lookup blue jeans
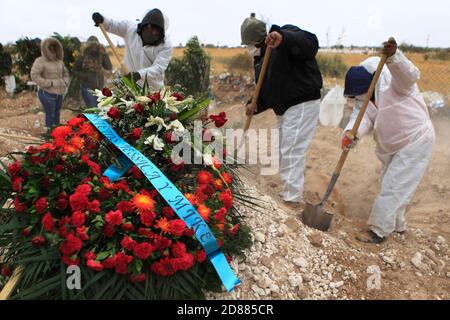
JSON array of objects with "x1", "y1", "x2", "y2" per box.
[
  {"x1": 38, "y1": 89, "x2": 63, "y2": 128},
  {"x1": 81, "y1": 85, "x2": 98, "y2": 108}
]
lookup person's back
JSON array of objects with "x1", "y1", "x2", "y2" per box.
[{"x1": 373, "y1": 51, "x2": 433, "y2": 155}]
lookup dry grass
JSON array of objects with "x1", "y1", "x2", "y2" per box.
[{"x1": 107, "y1": 47, "x2": 450, "y2": 97}]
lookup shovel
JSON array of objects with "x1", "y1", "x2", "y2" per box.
[
  {"x1": 98, "y1": 23, "x2": 128, "y2": 75},
  {"x1": 301, "y1": 54, "x2": 388, "y2": 232}
]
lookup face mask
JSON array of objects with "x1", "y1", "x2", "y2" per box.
[
  {"x1": 141, "y1": 30, "x2": 162, "y2": 46},
  {"x1": 247, "y1": 45, "x2": 261, "y2": 57}
]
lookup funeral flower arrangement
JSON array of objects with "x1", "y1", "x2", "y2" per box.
[{"x1": 0, "y1": 78, "x2": 255, "y2": 300}]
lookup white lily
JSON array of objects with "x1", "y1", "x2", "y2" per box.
[
  {"x1": 145, "y1": 116, "x2": 167, "y2": 132},
  {"x1": 167, "y1": 120, "x2": 186, "y2": 133},
  {"x1": 137, "y1": 96, "x2": 152, "y2": 103},
  {"x1": 120, "y1": 98, "x2": 135, "y2": 109},
  {"x1": 164, "y1": 96, "x2": 181, "y2": 113},
  {"x1": 144, "y1": 135, "x2": 165, "y2": 151}
]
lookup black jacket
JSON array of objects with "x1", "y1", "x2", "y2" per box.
[{"x1": 253, "y1": 24, "x2": 323, "y2": 116}]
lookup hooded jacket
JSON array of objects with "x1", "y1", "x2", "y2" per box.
[
  {"x1": 72, "y1": 40, "x2": 112, "y2": 90},
  {"x1": 31, "y1": 38, "x2": 69, "y2": 95},
  {"x1": 253, "y1": 24, "x2": 323, "y2": 116},
  {"x1": 103, "y1": 9, "x2": 173, "y2": 90}
]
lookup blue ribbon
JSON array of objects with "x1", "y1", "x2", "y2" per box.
[{"x1": 83, "y1": 113, "x2": 240, "y2": 292}]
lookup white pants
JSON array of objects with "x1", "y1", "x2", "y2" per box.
[
  {"x1": 369, "y1": 128, "x2": 435, "y2": 238},
  {"x1": 276, "y1": 100, "x2": 320, "y2": 202}
]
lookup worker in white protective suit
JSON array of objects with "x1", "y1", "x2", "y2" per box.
[
  {"x1": 91, "y1": 9, "x2": 173, "y2": 90},
  {"x1": 342, "y1": 38, "x2": 435, "y2": 244}
]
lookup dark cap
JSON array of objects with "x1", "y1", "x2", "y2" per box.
[{"x1": 344, "y1": 66, "x2": 374, "y2": 97}]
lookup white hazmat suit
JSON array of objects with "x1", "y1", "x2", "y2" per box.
[
  {"x1": 103, "y1": 10, "x2": 173, "y2": 90},
  {"x1": 345, "y1": 51, "x2": 435, "y2": 238}
]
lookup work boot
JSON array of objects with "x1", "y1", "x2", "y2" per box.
[{"x1": 356, "y1": 230, "x2": 386, "y2": 244}]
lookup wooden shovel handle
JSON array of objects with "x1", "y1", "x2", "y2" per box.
[
  {"x1": 333, "y1": 54, "x2": 388, "y2": 176},
  {"x1": 98, "y1": 23, "x2": 127, "y2": 74},
  {"x1": 244, "y1": 46, "x2": 273, "y2": 132}
]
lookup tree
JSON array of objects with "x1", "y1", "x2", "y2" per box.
[
  {"x1": 165, "y1": 37, "x2": 211, "y2": 98},
  {"x1": 13, "y1": 37, "x2": 41, "y2": 79}
]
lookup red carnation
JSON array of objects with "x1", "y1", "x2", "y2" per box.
[
  {"x1": 209, "y1": 112, "x2": 228, "y2": 128},
  {"x1": 107, "y1": 107, "x2": 121, "y2": 119},
  {"x1": 89, "y1": 200, "x2": 101, "y2": 213},
  {"x1": 42, "y1": 213, "x2": 55, "y2": 232},
  {"x1": 130, "y1": 273, "x2": 147, "y2": 284},
  {"x1": 105, "y1": 210, "x2": 123, "y2": 226},
  {"x1": 76, "y1": 226, "x2": 89, "y2": 241},
  {"x1": 170, "y1": 220, "x2": 187, "y2": 237},
  {"x1": 12, "y1": 177, "x2": 23, "y2": 193},
  {"x1": 149, "y1": 92, "x2": 161, "y2": 102},
  {"x1": 62, "y1": 255, "x2": 80, "y2": 266},
  {"x1": 172, "y1": 253, "x2": 195, "y2": 271},
  {"x1": 98, "y1": 189, "x2": 111, "y2": 201},
  {"x1": 222, "y1": 172, "x2": 233, "y2": 185},
  {"x1": 71, "y1": 211, "x2": 86, "y2": 228},
  {"x1": 121, "y1": 223, "x2": 134, "y2": 232},
  {"x1": 133, "y1": 103, "x2": 145, "y2": 114},
  {"x1": 76, "y1": 184, "x2": 92, "y2": 195},
  {"x1": 102, "y1": 87, "x2": 112, "y2": 97},
  {"x1": 140, "y1": 210, "x2": 156, "y2": 227},
  {"x1": 117, "y1": 201, "x2": 134, "y2": 214},
  {"x1": 14, "y1": 197, "x2": 27, "y2": 213},
  {"x1": 60, "y1": 234, "x2": 83, "y2": 256},
  {"x1": 103, "y1": 224, "x2": 116, "y2": 238},
  {"x1": 130, "y1": 128, "x2": 143, "y2": 140},
  {"x1": 229, "y1": 224, "x2": 240, "y2": 235},
  {"x1": 87, "y1": 259, "x2": 104, "y2": 272},
  {"x1": 214, "y1": 208, "x2": 227, "y2": 222},
  {"x1": 150, "y1": 258, "x2": 177, "y2": 277},
  {"x1": 8, "y1": 161, "x2": 21, "y2": 177},
  {"x1": 68, "y1": 117, "x2": 85, "y2": 127},
  {"x1": 70, "y1": 193, "x2": 89, "y2": 212},
  {"x1": 116, "y1": 252, "x2": 133, "y2": 265},
  {"x1": 102, "y1": 256, "x2": 117, "y2": 270},
  {"x1": 84, "y1": 251, "x2": 97, "y2": 261},
  {"x1": 170, "y1": 242, "x2": 187, "y2": 258},
  {"x1": 133, "y1": 242, "x2": 154, "y2": 260},
  {"x1": 197, "y1": 170, "x2": 213, "y2": 185},
  {"x1": 184, "y1": 228, "x2": 195, "y2": 238},
  {"x1": 195, "y1": 250, "x2": 207, "y2": 263},
  {"x1": 162, "y1": 207, "x2": 175, "y2": 219},
  {"x1": 164, "y1": 131, "x2": 176, "y2": 144},
  {"x1": 115, "y1": 264, "x2": 129, "y2": 275},
  {"x1": 35, "y1": 197, "x2": 48, "y2": 215},
  {"x1": 51, "y1": 126, "x2": 73, "y2": 140},
  {"x1": 23, "y1": 227, "x2": 31, "y2": 237},
  {"x1": 121, "y1": 236, "x2": 137, "y2": 251},
  {"x1": 32, "y1": 235, "x2": 46, "y2": 247},
  {"x1": 220, "y1": 189, "x2": 233, "y2": 209}
]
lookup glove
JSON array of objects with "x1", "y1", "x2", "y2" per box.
[
  {"x1": 382, "y1": 37, "x2": 397, "y2": 57},
  {"x1": 126, "y1": 72, "x2": 141, "y2": 83},
  {"x1": 342, "y1": 131, "x2": 359, "y2": 150},
  {"x1": 92, "y1": 12, "x2": 104, "y2": 26}
]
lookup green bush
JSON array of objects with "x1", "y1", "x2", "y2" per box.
[
  {"x1": 227, "y1": 52, "x2": 253, "y2": 73},
  {"x1": 166, "y1": 36, "x2": 211, "y2": 98},
  {"x1": 13, "y1": 37, "x2": 41, "y2": 79},
  {"x1": 316, "y1": 54, "x2": 348, "y2": 78}
]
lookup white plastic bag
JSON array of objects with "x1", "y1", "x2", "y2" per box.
[
  {"x1": 319, "y1": 86, "x2": 346, "y2": 127},
  {"x1": 4, "y1": 75, "x2": 16, "y2": 94}
]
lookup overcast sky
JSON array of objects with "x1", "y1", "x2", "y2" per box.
[{"x1": 1, "y1": 0, "x2": 449, "y2": 47}]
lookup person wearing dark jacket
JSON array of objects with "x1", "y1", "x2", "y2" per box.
[
  {"x1": 241, "y1": 14, "x2": 323, "y2": 203},
  {"x1": 72, "y1": 36, "x2": 112, "y2": 108}
]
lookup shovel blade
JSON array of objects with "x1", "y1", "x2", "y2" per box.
[{"x1": 301, "y1": 203, "x2": 334, "y2": 232}]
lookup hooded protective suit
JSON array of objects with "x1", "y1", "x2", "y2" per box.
[
  {"x1": 345, "y1": 51, "x2": 435, "y2": 238},
  {"x1": 103, "y1": 9, "x2": 173, "y2": 90}
]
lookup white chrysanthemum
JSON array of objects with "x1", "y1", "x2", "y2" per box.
[{"x1": 145, "y1": 116, "x2": 167, "y2": 132}]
